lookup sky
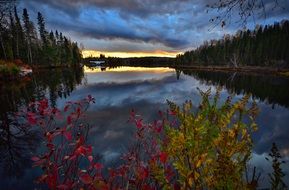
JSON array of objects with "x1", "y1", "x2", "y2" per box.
[{"x1": 20, "y1": 0, "x2": 289, "y2": 58}]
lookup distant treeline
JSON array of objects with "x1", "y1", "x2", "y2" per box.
[
  {"x1": 0, "y1": 5, "x2": 82, "y2": 67},
  {"x1": 176, "y1": 20, "x2": 289, "y2": 67},
  {"x1": 84, "y1": 56, "x2": 175, "y2": 67}
]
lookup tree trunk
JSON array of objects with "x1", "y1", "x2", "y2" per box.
[
  {"x1": 16, "y1": 32, "x2": 19, "y2": 58},
  {"x1": 0, "y1": 33, "x2": 7, "y2": 59},
  {"x1": 230, "y1": 53, "x2": 239, "y2": 68},
  {"x1": 27, "y1": 40, "x2": 32, "y2": 64}
]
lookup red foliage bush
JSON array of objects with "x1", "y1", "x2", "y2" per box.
[{"x1": 21, "y1": 95, "x2": 180, "y2": 189}]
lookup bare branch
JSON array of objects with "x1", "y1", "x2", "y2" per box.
[{"x1": 207, "y1": 0, "x2": 283, "y2": 27}]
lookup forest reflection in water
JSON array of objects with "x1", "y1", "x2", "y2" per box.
[
  {"x1": 181, "y1": 69, "x2": 289, "y2": 108},
  {"x1": 0, "y1": 67, "x2": 84, "y2": 187}
]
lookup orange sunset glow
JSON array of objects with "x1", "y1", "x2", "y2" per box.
[
  {"x1": 82, "y1": 50, "x2": 181, "y2": 58},
  {"x1": 84, "y1": 66, "x2": 174, "y2": 73}
]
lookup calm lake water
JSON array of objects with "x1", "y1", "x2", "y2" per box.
[{"x1": 0, "y1": 66, "x2": 289, "y2": 189}]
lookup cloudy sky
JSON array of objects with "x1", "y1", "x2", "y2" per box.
[{"x1": 20, "y1": 0, "x2": 289, "y2": 57}]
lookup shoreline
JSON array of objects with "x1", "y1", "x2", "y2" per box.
[
  {"x1": 172, "y1": 65, "x2": 289, "y2": 77},
  {"x1": 31, "y1": 64, "x2": 83, "y2": 70},
  {"x1": 98, "y1": 63, "x2": 289, "y2": 77},
  {"x1": 2, "y1": 63, "x2": 289, "y2": 80}
]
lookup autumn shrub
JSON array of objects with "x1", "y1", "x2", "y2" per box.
[
  {"x1": 25, "y1": 89, "x2": 260, "y2": 189},
  {"x1": 0, "y1": 60, "x2": 20, "y2": 77},
  {"x1": 125, "y1": 88, "x2": 259, "y2": 189}
]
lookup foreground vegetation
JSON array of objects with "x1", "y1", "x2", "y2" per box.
[
  {"x1": 0, "y1": 59, "x2": 20, "y2": 78},
  {"x1": 176, "y1": 20, "x2": 289, "y2": 68},
  {"x1": 13, "y1": 89, "x2": 286, "y2": 189},
  {"x1": 0, "y1": 4, "x2": 82, "y2": 67}
]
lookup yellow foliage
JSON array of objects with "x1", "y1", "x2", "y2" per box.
[{"x1": 160, "y1": 88, "x2": 259, "y2": 189}]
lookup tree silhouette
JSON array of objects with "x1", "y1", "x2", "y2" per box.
[{"x1": 208, "y1": 0, "x2": 283, "y2": 26}]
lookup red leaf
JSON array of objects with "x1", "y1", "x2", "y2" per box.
[
  {"x1": 27, "y1": 112, "x2": 37, "y2": 125},
  {"x1": 86, "y1": 145, "x2": 93, "y2": 155},
  {"x1": 142, "y1": 184, "x2": 153, "y2": 190},
  {"x1": 64, "y1": 131, "x2": 72, "y2": 141},
  {"x1": 37, "y1": 174, "x2": 48, "y2": 183},
  {"x1": 47, "y1": 143, "x2": 55, "y2": 149},
  {"x1": 165, "y1": 166, "x2": 175, "y2": 181},
  {"x1": 138, "y1": 166, "x2": 149, "y2": 180},
  {"x1": 159, "y1": 152, "x2": 168, "y2": 164},
  {"x1": 39, "y1": 98, "x2": 48, "y2": 109},
  {"x1": 68, "y1": 155, "x2": 77, "y2": 161},
  {"x1": 88, "y1": 155, "x2": 93, "y2": 162},
  {"x1": 76, "y1": 107, "x2": 81, "y2": 115},
  {"x1": 94, "y1": 163, "x2": 103, "y2": 170},
  {"x1": 79, "y1": 173, "x2": 92, "y2": 184},
  {"x1": 75, "y1": 146, "x2": 86, "y2": 156},
  {"x1": 31, "y1": 156, "x2": 40, "y2": 162},
  {"x1": 136, "y1": 119, "x2": 143, "y2": 129},
  {"x1": 57, "y1": 184, "x2": 69, "y2": 190},
  {"x1": 109, "y1": 169, "x2": 116, "y2": 178},
  {"x1": 155, "y1": 126, "x2": 162, "y2": 133},
  {"x1": 76, "y1": 136, "x2": 85, "y2": 147},
  {"x1": 32, "y1": 158, "x2": 46, "y2": 167},
  {"x1": 64, "y1": 105, "x2": 70, "y2": 112},
  {"x1": 67, "y1": 115, "x2": 72, "y2": 125},
  {"x1": 174, "y1": 183, "x2": 181, "y2": 190},
  {"x1": 47, "y1": 174, "x2": 57, "y2": 189},
  {"x1": 169, "y1": 110, "x2": 177, "y2": 115},
  {"x1": 46, "y1": 132, "x2": 56, "y2": 142}
]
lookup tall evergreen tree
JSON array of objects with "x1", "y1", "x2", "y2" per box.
[
  {"x1": 0, "y1": 1, "x2": 15, "y2": 60},
  {"x1": 22, "y1": 8, "x2": 33, "y2": 64},
  {"x1": 13, "y1": 6, "x2": 24, "y2": 59},
  {"x1": 37, "y1": 12, "x2": 47, "y2": 46},
  {"x1": 9, "y1": 11, "x2": 16, "y2": 59}
]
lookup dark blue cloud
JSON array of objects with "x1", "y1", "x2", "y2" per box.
[{"x1": 19, "y1": 0, "x2": 289, "y2": 52}]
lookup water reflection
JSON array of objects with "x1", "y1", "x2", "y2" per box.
[
  {"x1": 181, "y1": 70, "x2": 289, "y2": 108},
  {"x1": 0, "y1": 68, "x2": 84, "y2": 114},
  {"x1": 0, "y1": 67, "x2": 84, "y2": 185},
  {"x1": 0, "y1": 117, "x2": 41, "y2": 178},
  {"x1": 0, "y1": 66, "x2": 288, "y2": 189},
  {"x1": 84, "y1": 66, "x2": 173, "y2": 73}
]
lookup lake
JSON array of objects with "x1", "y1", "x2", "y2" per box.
[{"x1": 0, "y1": 66, "x2": 289, "y2": 189}]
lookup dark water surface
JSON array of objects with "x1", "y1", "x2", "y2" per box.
[{"x1": 0, "y1": 66, "x2": 289, "y2": 189}]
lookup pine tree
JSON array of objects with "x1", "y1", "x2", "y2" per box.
[
  {"x1": 22, "y1": 8, "x2": 33, "y2": 64},
  {"x1": 0, "y1": 1, "x2": 15, "y2": 60},
  {"x1": 13, "y1": 6, "x2": 24, "y2": 59},
  {"x1": 9, "y1": 11, "x2": 16, "y2": 59},
  {"x1": 37, "y1": 12, "x2": 47, "y2": 46}
]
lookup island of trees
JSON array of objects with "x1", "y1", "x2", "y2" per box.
[
  {"x1": 84, "y1": 55, "x2": 175, "y2": 67},
  {"x1": 0, "y1": 5, "x2": 82, "y2": 79},
  {"x1": 176, "y1": 20, "x2": 289, "y2": 68}
]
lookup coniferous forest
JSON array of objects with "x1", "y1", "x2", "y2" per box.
[
  {"x1": 0, "y1": 6, "x2": 82, "y2": 67},
  {"x1": 176, "y1": 20, "x2": 289, "y2": 67}
]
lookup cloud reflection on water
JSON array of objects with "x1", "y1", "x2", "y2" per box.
[{"x1": 57, "y1": 66, "x2": 289, "y2": 186}]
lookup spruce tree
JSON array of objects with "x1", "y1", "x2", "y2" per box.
[
  {"x1": 37, "y1": 12, "x2": 47, "y2": 46},
  {"x1": 22, "y1": 8, "x2": 33, "y2": 64}
]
